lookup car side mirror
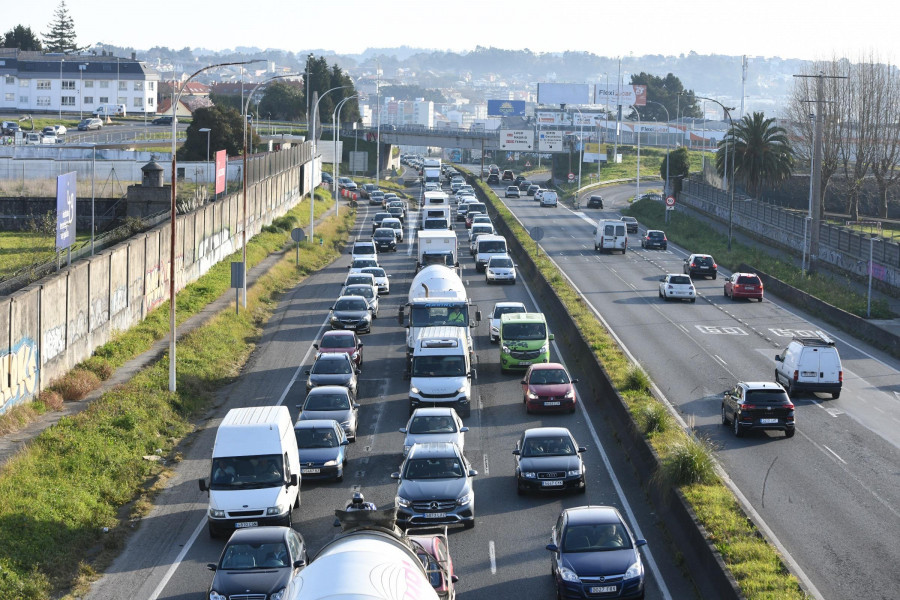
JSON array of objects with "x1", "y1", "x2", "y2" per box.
[
  {"x1": 683, "y1": 258, "x2": 689, "y2": 263},
  {"x1": 512, "y1": 449, "x2": 520, "y2": 455},
  {"x1": 520, "y1": 379, "x2": 527, "y2": 384},
  {"x1": 636, "y1": 539, "x2": 648, "y2": 548},
  {"x1": 460, "y1": 426, "x2": 469, "y2": 432},
  {"x1": 352, "y1": 402, "x2": 360, "y2": 409},
  {"x1": 313, "y1": 343, "x2": 319, "y2": 350},
  {"x1": 545, "y1": 543, "x2": 559, "y2": 553},
  {"x1": 289, "y1": 474, "x2": 299, "y2": 487},
  {"x1": 358, "y1": 342, "x2": 364, "y2": 348},
  {"x1": 775, "y1": 354, "x2": 782, "y2": 361},
  {"x1": 548, "y1": 333, "x2": 555, "y2": 341},
  {"x1": 475, "y1": 310, "x2": 482, "y2": 322},
  {"x1": 659, "y1": 276, "x2": 666, "y2": 282},
  {"x1": 571, "y1": 378, "x2": 579, "y2": 384},
  {"x1": 399, "y1": 428, "x2": 407, "y2": 434},
  {"x1": 387, "y1": 274, "x2": 392, "y2": 278},
  {"x1": 341, "y1": 439, "x2": 350, "y2": 446},
  {"x1": 293, "y1": 559, "x2": 307, "y2": 568},
  {"x1": 390, "y1": 472, "x2": 401, "y2": 480},
  {"x1": 304, "y1": 370, "x2": 310, "y2": 375},
  {"x1": 198, "y1": 478, "x2": 208, "y2": 492},
  {"x1": 469, "y1": 369, "x2": 477, "y2": 380},
  {"x1": 578, "y1": 446, "x2": 587, "y2": 453},
  {"x1": 207, "y1": 563, "x2": 217, "y2": 571},
  {"x1": 451, "y1": 575, "x2": 459, "y2": 583},
  {"x1": 468, "y1": 469, "x2": 478, "y2": 477},
  {"x1": 355, "y1": 368, "x2": 361, "y2": 375}
]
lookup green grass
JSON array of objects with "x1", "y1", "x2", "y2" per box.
[
  {"x1": 624, "y1": 199, "x2": 893, "y2": 319},
  {"x1": 472, "y1": 173, "x2": 807, "y2": 600},
  {"x1": 0, "y1": 232, "x2": 93, "y2": 279},
  {"x1": 0, "y1": 191, "x2": 355, "y2": 600}
]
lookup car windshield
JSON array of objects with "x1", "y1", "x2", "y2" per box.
[
  {"x1": 622, "y1": 217, "x2": 637, "y2": 223},
  {"x1": 669, "y1": 276, "x2": 692, "y2": 285},
  {"x1": 312, "y1": 358, "x2": 352, "y2": 375},
  {"x1": 352, "y1": 260, "x2": 377, "y2": 269},
  {"x1": 345, "y1": 286, "x2": 374, "y2": 299},
  {"x1": 529, "y1": 369, "x2": 570, "y2": 385},
  {"x1": 354, "y1": 245, "x2": 375, "y2": 254},
  {"x1": 503, "y1": 322, "x2": 546, "y2": 340},
  {"x1": 304, "y1": 391, "x2": 351, "y2": 410},
  {"x1": 404, "y1": 457, "x2": 464, "y2": 479},
  {"x1": 478, "y1": 241, "x2": 507, "y2": 254},
  {"x1": 563, "y1": 524, "x2": 632, "y2": 552},
  {"x1": 494, "y1": 305, "x2": 525, "y2": 319},
  {"x1": 220, "y1": 541, "x2": 290, "y2": 569},
  {"x1": 745, "y1": 390, "x2": 789, "y2": 403},
  {"x1": 374, "y1": 230, "x2": 394, "y2": 239},
  {"x1": 490, "y1": 258, "x2": 513, "y2": 268},
  {"x1": 209, "y1": 454, "x2": 283, "y2": 490},
  {"x1": 522, "y1": 436, "x2": 575, "y2": 457},
  {"x1": 411, "y1": 355, "x2": 466, "y2": 377},
  {"x1": 346, "y1": 275, "x2": 373, "y2": 286},
  {"x1": 334, "y1": 298, "x2": 368, "y2": 311},
  {"x1": 410, "y1": 306, "x2": 469, "y2": 327},
  {"x1": 296, "y1": 427, "x2": 340, "y2": 448},
  {"x1": 409, "y1": 415, "x2": 457, "y2": 434},
  {"x1": 320, "y1": 334, "x2": 354, "y2": 349},
  {"x1": 362, "y1": 268, "x2": 385, "y2": 278}
]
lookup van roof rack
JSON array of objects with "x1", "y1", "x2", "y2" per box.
[{"x1": 792, "y1": 335, "x2": 834, "y2": 346}]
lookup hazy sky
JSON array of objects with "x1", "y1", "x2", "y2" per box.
[{"x1": 6, "y1": 0, "x2": 898, "y2": 62}]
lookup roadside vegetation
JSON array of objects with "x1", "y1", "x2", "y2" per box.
[{"x1": 473, "y1": 175, "x2": 807, "y2": 600}]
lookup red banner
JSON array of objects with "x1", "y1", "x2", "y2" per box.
[{"x1": 215, "y1": 150, "x2": 227, "y2": 195}]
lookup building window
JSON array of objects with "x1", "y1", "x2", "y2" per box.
[
  {"x1": 99, "y1": 80, "x2": 109, "y2": 88},
  {"x1": 99, "y1": 96, "x2": 109, "y2": 104},
  {"x1": 4, "y1": 93, "x2": 13, "y2": 102},
  {"x1": 62, "y1": 80, "x2": 75, "y2": 90},
  {"x1": 148, "y1": 81, "x2": 155, "y2": 91},
  {"x1": 37, "y1": 80, "x2": 51, "y2": 90},
  {"x1": 133, "y1": 81, "x2": 143, "y2": 91},
  {"x1": 37, "y1": 96, "x2": 51, "y2": 106},
  {"x1": 118, "y1": 81, "x2": 127, "y2": 91},
  {"x1": 5, "y1": 76, "x2": 14, "y2": 84},
  {"x1": 147, "y1": 96, "x2": 154, "y2": 107},
  {"x1": 117, "y1": 96, "x2": 126, "y2": 105},
  {"x1": 84, "y1": 96, "x2": 93, "y2": 105},
  {"x1": 84, "y1": 80, "x2": 93, "y2": 88},
  {"x1": 134, "y1": 97, "x2": 143, "y2": 108},
  {"x1": 19, "y1": 95, "x2": 28, "y2": 103},
  {"x1": 61, "y1": 96, "x2": 75, "y2": 106},
  {"x1": 19, "y1": 79, "x2": 29, "y2": 87}
]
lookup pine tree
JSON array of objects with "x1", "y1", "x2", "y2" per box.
[
  {"x1": 43, "y1": 1, "x2": 81, "y2": 53},
  {"x1": 3, "y1": 25, "x2": 44, "y2": 51}
]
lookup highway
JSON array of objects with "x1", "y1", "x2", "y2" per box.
[
  {"x1": 85, "y1": 183, "x2": 700, "y2": 600},
  {"x1": 488, "y1": 181, "x2": 900, "y2": 600}
]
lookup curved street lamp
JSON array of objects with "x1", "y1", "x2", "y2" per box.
[
  {"x1": 695, "y1": 95, "x2": 736, "y2": 250},
  {"x1": 645, "y1": 100, "x2": 671, "y2": 196},
  {"x1": 309, "y1": 85, "x2": 351, "y2": 240},
  {"x1": 333, "y1": 93, "x2": 360, "y2": 218}
]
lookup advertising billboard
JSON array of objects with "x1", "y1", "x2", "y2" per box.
[
  {"x1": 594, "y1": 84, "x2": 647, "y2": 106},
  {"x1": 487, "y1": 100, "x2": 526, "y2": 117},
  {"x1": 537, "y1": 83, "x2": 591, "y2": 106},
  {"x1": 56, "y1": 171, "x2": 76, "y2": 250},
  {"x1": 537, "y1": 111, "x2": 570, "y2": 125},
  {"x1": 215, "y1": 150, "x2": 227, "y2": 195},
  {"x1": 499, "y1": 129, "x2": 534, "y2": 151},
  {"x1": 539, "y1": 130, "x2": 564, "y2": 152}
]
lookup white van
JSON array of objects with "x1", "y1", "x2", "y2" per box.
[
  {"x1": 92, "y1": 103, "x2": 126, "y2": 117},
  {"x1": 199, "y1": 406, "x2": 301, "y2": 537},
  {"x1": 407, "y1": 326, "x2": 476, "y2": 417},
  {"x1": 423, "y1": 190, "x2": 449, "y2": 208},
  {"x1": 593, "y1": 220, "x2": 628, "y2": 253},
  {"x1": 474, "y1": 234, "x2": 508, "y2": 272},
  {"x1": 775, "y1": 336, "x2": 842, "y2": 399}
]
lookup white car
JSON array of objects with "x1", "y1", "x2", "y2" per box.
[
  {"x1": 485, "y1": 254, "x2": 517, "y2": 284},
  {"x1": 360, "y1": 267, "x2": 390, "y2": 295},
  {"x1": 399, "y1": 407, "x2": 468, "y2": 456},
  {"x1": 505, "y1": 186, "x2": 521, "y2": 198},
  {"x1": 489, "y1": 301, "x2": 526, "y2": 343},
  {"x1": 658, "y1": 274, "x2": 696, "y2": 302},
  {"x1": 348, "y1": 257, "x2": 379, "y2": 274},
  {"x1": 471, "y1": 215, "x2": 492, "y2": 227},
  {"x1": 540, "y1": 191, "x2": 559, "y2": 207},
  {"x1": 534, "y1": 188, "x2": 545, "y2": 201}
]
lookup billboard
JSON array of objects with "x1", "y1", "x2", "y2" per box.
[
  {"x1": 487, "y1": 100, "x2": 526, "y2": 117},
  {"x1": 56, "y1": 171, "x2": 76, "y2": 250},
  {"x1": 537, "y1": 83, "x2": 591, "y2": 105},
  {"x1": 537, "y1": 111, "x2": 570, "y2": 125},
  {"x1": 499, "y1": 129, "x2": 534, "y2": 151},
  {"x1": 594, "y1": 84, "x2": 647, "y2": 106},
  {"x1": 539, "y1": 130, "x2": 564, "y2": 152},
  {"x1": 215, "y1": 150, "x2": 227, "y2": 195}
]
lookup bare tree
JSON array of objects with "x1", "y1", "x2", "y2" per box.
[
  {"x1": 840, "y1": 54, "x2": 880, "y2": 221},
  {"x1": 869, "y1": 60, "x2": 900, "y2": 219}
]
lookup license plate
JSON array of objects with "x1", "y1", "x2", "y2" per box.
[
  {"x1": 301, "y1": 468, "x2": 321, "y2": 474},
  {"x1": 801, "y1": 371, "x2": 816, "y2": 377},
  {"x1": 590, "y1": 586, "x2": 617, "y2": 594},
  {"x1": 760, "y1": 418, "x2": 779, "y2": 424},
  {"x1": 541, "y1": 480, "x2": 563, "y2": 487},
  {"x1": 425, "y1": 512, "x2": 446, "y2": 518},
  {"x1": 518, "y1": 361, "x2": 532, "y2": 366},
  {"x1": 235, "y1": 521, "x2": 258, "y2": 528},
  {"x1": 544, "y1": 401, "x2": 561, "y2": 406}
]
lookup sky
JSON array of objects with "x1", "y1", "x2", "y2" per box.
[{"x1": 6, "y1": 0, "x2": 899, "y2": 62}]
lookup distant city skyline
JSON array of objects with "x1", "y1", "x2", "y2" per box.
[{"x1": 6, "y1": 0, "x2": 898, "y2": 63}]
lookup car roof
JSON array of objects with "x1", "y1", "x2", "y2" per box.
[
  {"x1": 524, "y1": 426, "x2": 573, "y2": 438},
  {"x1": 493, "y1": 301, "x2": 526, "y2": 310},
  {"x1": 410, "y1": 407, "x2": 457, "y2": 417},
  {"x1": 314, "y1": 352, "x2": 353, "y2": 362},
  {"x1": 562, "y1": 505, "x2": 622, "y2": 526},
  {"x1": 321, "y1": 330, "x2": 355, "y2": 339},
  {"x1": 335, "y1": 294, "x2": 369, "y2": 302},
  {"x1": 528, "y1": 362, "x2": 566, "y2": 372},
  {"x1": 294, "y1": 418, "x2": 341, "y2": 429},
  {"x1": 691, "y1": 253, "x2": 713, "y2": 258},
  {"x1": 225, "y1": 526, "x2": 294, "y2": 544},
  {"x1": 738, "y1": 381, "x2": 787, "y2": 391},
  {"x1": 501, "y1": 312, "x2": 546, "y2": 323},
  {"x1": 487, "y1": 254, "x2": 512, "y2": 262},
  {"x1": 307, "y1": 385, "x2": 351, "y2": 394},
  {"x1": 407, "y1": 441, "x2": 461, "y2": 458}
]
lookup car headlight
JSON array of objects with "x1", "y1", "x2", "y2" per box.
[
  {"x1": 521, "y1": 471, "x2": 536, "y2": 479},
  {"x1": 527, "y1": 391, "x2": 538, "y2": 400},
  {"x1": 410, "y1": 386, "x2": 420, "y2": 395},
  {"x1": 270, "y1": 588, "x2": 287, "y2": 600},
  {"x1": 457, "y1": 385, "x2": 467, "y2": 394},
  {"x1": 501, "y1": 345, "x2": 510, "y2": 353},
  {"x1": 266, "y1": 503, "x2": 287, "y2": 516},
  {"x1": 363, "y1": 314, "x2": 371, "y2": 322},
  {"x1": 307, "y1": 380, "x2": 316, "y2": 389},
  {"x1": 564, "y1": 389, "x2": 575, "y2": 399},
  {"x1": 209, "y1": 508, "x2": 225, "y2": 518},
  {"x1": 403, "y1": 444, "x2": 412, "y2": 455},
  {"x1": 340, "y1": 420, "x2": 351, "y2": 429},
  {"x1": 567, "y1": 468, "x2": 582, "y2": 477},
  {"x1": 456, "y1": 493, "x2": 471, "y2": 506},
  {"x1": 490, "y1": 324, "x2": 499, "y2": 334},
  {"x1": 209, "y1": 591, "x2": 227, "y2": 600},
  {"x1": 539, "y1": 343, "x2": 549, "y2": 354},
  {"x1": 625, "y1": 559, "x2": 643, "y2": 580},
  {"x1": 396, "y1": 495, "x2": 411, "y2": 508},
  {"x1": 558, "y1": 566, "x2": 580, "y2": 583}
]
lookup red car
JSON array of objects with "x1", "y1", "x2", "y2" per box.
[
  {"x1": 521, "y1": 363, "x2": 578, "y2": 414},
  {"x1": 408, "y1": 530, "x2": 457, "y2": 600},
  {"x1": 724, "y1": 272, "x2": 764, "y2": 301},
  {"x1": 314, "y1": 330, "x2": 364, "y2": 366}
]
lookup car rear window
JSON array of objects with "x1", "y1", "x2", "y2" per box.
[
  {"x1": 670, "y1": 275, "x2": 692, "y2": 285},
  {"x1": 695, "y1": 256, "x2": 714, "y2": 265},
  {"x1": 745, "y1": 390, "x2": 789, "y2": 403},
  {"x1": 737, "y1": 275, "x2": 759, "y2": 284},
  {"x1": 648, "y1": 231, "x2": 664, "y2": 239}
]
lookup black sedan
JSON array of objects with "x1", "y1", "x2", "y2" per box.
[
  {"x1": 207, "y1": 526, "x2": 308, "y2": 600},
  {"x1": 547, "y1": 506, "x2": 647, "y2": 599},
  {"x1": 721, "y1": 381, "x2": 795, "y2": 438},
  {"x1": 329, "y1": 295, "x2": 372, "y2": 333},
  {"x1": 294, "y1": 418, "x2": 350, "y2": 481},
  {"x1": 513, "y1": 427, "x2": 586, "y2": 494}
]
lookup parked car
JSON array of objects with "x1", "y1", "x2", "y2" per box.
[
  {"x1": 399, "y1": 407, "x2": 468, "y2": 456},
  {"x1": 724, "y1": 272, "x2": 764, "y2": 301},
  {"x1": 151, "y1": 115, "x2": 175, "y2": 125},
  {"x1": 586, "y1": 194, "x2": 604, "y2": 208},
  {"x1": 547, "y1": 506, "x2": 647, "y2": 599},
  {"x1": 43, "y1": 125, "x2": 66, "y2": 137},
  {"x1": 658, "y1": 274, "x2": 696, "y2": 302},
  {"x1": 641, "y1": 229, "x2": 668, "y2": 250},
  {"x1": 1, "y1": 121, "x2": 20, "y2": 135},
  {"x1": 721, "y1": 381, "x2": 795, "y2": 438},
  {"x1": 485, "y1": 254, "x2": 517, "y2": 285},
  {"x1": 293, "y1": 419, "x2": 350, "y2": 481},
  {"x1": 329, "y1": 295, "x2": 373, "y2": 333},
  {"x1": 77, "y1": 118, "x2": 103, "y2": 131},
  {"x1": 505, "y1": 186, "x2": 521, "y2": 198},
  {"x1": 489, "y1": 301, "x2": 527, "y2": 343},
  {"x1": 206, "y1": 527, "x2": 308, "y2": 600},
  {"x1": 314, "y1": 330, "x2": 363, "y2": 367},
  {"x1": 521, "y1": 363, "x2": 578, "y2": 413},
  {"x1": 298, "y1": 384, "x2": 359, "y2": 441},
  {"x1": 514, "y1": 427, "x2": 586, "y2": 494},
  {"x1": 304, "y1": 354, "x2": 360, "y2": 399},
  {"x1": 683, "y1": 253, "x2": 717, "y2": 279},
  {"x1": 320, "y1": 171, "x2": 334, "y2": 185},
  {"x1": 620, "y1": 216, "x2": 639, "y2": 233}
]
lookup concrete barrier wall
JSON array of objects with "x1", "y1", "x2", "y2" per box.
[{"x1": 0, "y1": 144, "x2": 316, "y2": 414}]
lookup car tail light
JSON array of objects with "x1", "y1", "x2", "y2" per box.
[
  {"x1": 713, "y1": 263, "x2": 718, "y2": 269},
  {"x1": 740, "y1": 403, "x2": 757, "y2": 410},
  {"x1": 839, "y1": 371, "x2": 843, "y2": 382},
  {"x1": 691, "y1": 262, "x2": 697, "y2": 267},
  {"x1": 793, "y1": 370, "x2": 799, "y2": 381},
  {"x1": 785, "y1": 403, "x2": 795, "y2": 410}
]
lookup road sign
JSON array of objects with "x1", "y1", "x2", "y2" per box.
[
  {"x1": 530, "y1": 226, "x2": 545, "y2": 242},
  {"x1": 567, "y1": 173, "x2": 575, "y2": 182},
  {"x1": 525, "y1": 161, "x2": 532, "y2": 168},
  {"x1": 500, "y1": 129, "x2": 534, "y2": 151},
  {"x1": 665, "y1": 195, "x2": 676, "y2": 207},
  {"x1": 539, "y1": 130, "x2": 563, "y2": 152}
]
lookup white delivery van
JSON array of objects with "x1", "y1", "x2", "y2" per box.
[
  {"x1": 775, "y1": 335, "x2": 842, "y2": 398},
  {"x1": 423, "y1": 190, "x2": 449, "y2": 208},
  {"x1": 407, "y1": 326, "x2": 476, "y2": 417},
  {"x1": 199, "y1": 406, "x2": 301, "y2": 537},
  {"x1": 593, "y1": 220, "x2": 628, "y2": 253},
  {"x1": 92, "y1": 103, "x2": 127, "y2": 117},
  {"x1": 474, "y1": 234, "x2": 508, "y2": 272}
]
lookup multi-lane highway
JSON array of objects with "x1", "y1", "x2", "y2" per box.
[
  {"x1": 488, "y1": 181, "x2": 900, "y2": 600},
  {"x1": 85, "y1": 185, "x2": 700, "y2": 599}
]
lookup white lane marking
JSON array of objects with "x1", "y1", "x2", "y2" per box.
[
  {"x1": 147, "y1": 518, "x2": 207, "y2": 600},
  {"x1": 488, "y1": 540, "x2": 497, "y2": 575},
  {"x1": 483, "y1": 454, "x2": 490, "y2": 476},
  {"x1": 696, "y1": 325, "x2": 748, "y2": 336},
  {"x1": 822, "y1": 445, "x2": 847, "y2": 464},
  {"x1": 676, "y1": 324, "x2": 689, "y2": 334},
  {"x1": 714, "y1": 354, "x2": 728, "y2": 367},
  {"x1": 518, "y1": 275, "x2": 673, "y2": 600}
]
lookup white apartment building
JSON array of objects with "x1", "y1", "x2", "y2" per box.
[{"x1": 0, "y1": 49, "x2": 161, "y2": 116}]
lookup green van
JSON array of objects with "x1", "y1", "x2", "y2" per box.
[{"x1": 499, "y1": 312, "x2": 553, "y2": 373}]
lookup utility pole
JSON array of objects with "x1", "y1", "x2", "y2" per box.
[
  {"x1": 740, "y1": 55, "x2": 747, "y2": 119},
  {"x1": 375, "y1": 61, "x2": 381, "y2": 187},
  {"x1": 613, "y1": 57, "x2": 621, "y2": 164}
]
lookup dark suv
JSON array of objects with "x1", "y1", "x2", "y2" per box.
[
  {"x1": 487, "y1": 173, "x2": 500, "y2": 185},
  {"x1": 392, "y1": 442, "x2": 477, "y2": 529},
  {"x1": 586, "y1": 195, "x2": 604, "y2": 208},
  {"x1": 721, "y1": 381, "x2": 795, "y2": 438},
  {"x1": 683, "y1": 254, "x2": 717, "y2": 279}
]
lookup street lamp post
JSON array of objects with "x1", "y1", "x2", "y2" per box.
[
  {"x1": 167, "y1": 59, "x2": 261, "y2": 392},
  {"x1": 199, "y1": 127, "x2": 211, "y2": 198},
  {"x1": 633, "y1": 105, "x2": 641, "y2": 202},
  {"x1": 59, "y1": 58, "x2": 64, "y2": 121},
  {"x1": 79, "y1": 64, "x2": 87, "y2": 120},
  {"x1": 90, "y1": 143, "x2": 96, "y2": 255},
  {"x1": 696, "y1": 95, "x2": 736, "y2": 250},
  {"x1": 310, "y1": 85, "x2": 351, "y2": 241},
  {"x1": 333, "y1": 94, "x2": 360, "y2": 218},
  {"x1": 572, "y1": 107, "x2": 585, "y2": 205},
  {"x1": 645, "y1": 100, "x2": 670, "y2": 196}
]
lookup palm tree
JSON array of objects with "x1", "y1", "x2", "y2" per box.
[{"x1": 717, "y1": 112, "x2": 794, "y2": 198}]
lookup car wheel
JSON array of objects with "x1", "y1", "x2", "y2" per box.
[
  {"x1": 832, "y1": 391, "x2": 841, "y2": 399},
  {"x1": 463, "y1": 519, "x2": 475, "y2": 530},
  {"x1": 578, "y1": 478, "x2": 586, "y2": 493},
  {"x1": 733, "y1": 415, "x2": 744, "y2": 437},
  {"x1": 208, "y1": 524, "x2": 219, "y2": 539},
  {"x1": 785, "y1": 428, "x2": 796, "y2": 438},
  {"x1": 758, "y1": 297, "x2": 764, "y2": 302},
  {"x1": 724, "y1": 287, "x2": 729, "y2": 297},
  {"x1": 690, "y1": 298, "x2": 696, "y2": 303},
  {"x1": 786, "y1": 381, "x2": 797, "y2": 398},
  {"x1": 336, "y1": 471, "x2": 344, "y2": 483},
  {"x1": 721, "y1": 404, "x2": 729, "y2": 425}
]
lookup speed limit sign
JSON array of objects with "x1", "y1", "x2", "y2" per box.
[
  {"x1": 665, "y1": 195, "x2": 676, "y2": 207},
  {"x1": 567, "y1": 172, "x2": 575, "y2": 182}
]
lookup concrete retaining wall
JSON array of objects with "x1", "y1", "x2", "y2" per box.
[{"x1": 0, "y1": 143, "x2": 315, "y2": 414}]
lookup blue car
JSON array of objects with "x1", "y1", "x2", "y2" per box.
[
  {"x1": 293, "y1": 419, "x2": 349, "y2": 482},
  {"x1": 546, "y1": 506, "x2": 647, "y2": 599}
]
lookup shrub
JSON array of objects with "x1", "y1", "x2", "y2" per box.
[
  {"x1": 82, "y1": 357, "x2": 114, "y2": 381},
  {"x1": 639, "y1": 402, "x2": 670, "y2": 436},
  {"x1": 661, "y1": 437, "x2": 718, "y2": 486},
  {"x1": 36, "y1": 390, "x2": 64, "y2": 412},
  {"x1": 52, "y1": 369, "x2": 101, "y2": 401},
  {"x1": 623, "y1": 365, "x2": 651, "y2": 392}
]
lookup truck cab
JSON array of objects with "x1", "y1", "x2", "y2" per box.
[{"x1": 408, "y1": 327, "x2": 476, "y2": 417}]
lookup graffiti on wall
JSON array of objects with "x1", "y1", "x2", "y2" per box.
[
  {"x1": 144, "y1": 261, "x2": 171, "y2": 313},
  {"x1": 43, "y1": 323, "x2": 66, "y2": 363},
  {"x1": 0, "y1": 337, "x2": 39, "y2": 414}
]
